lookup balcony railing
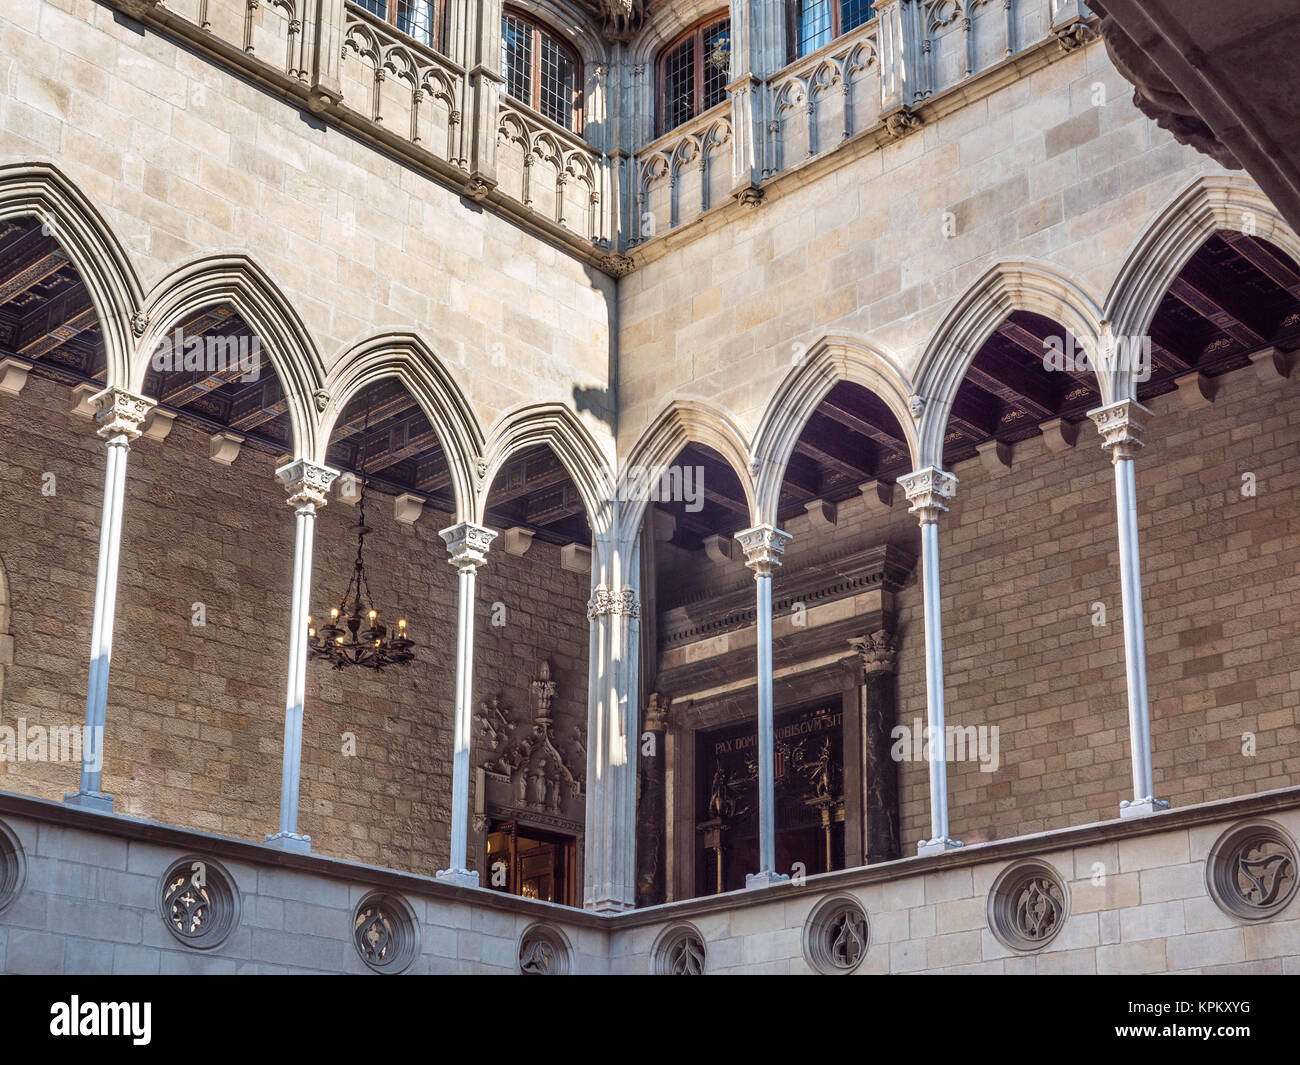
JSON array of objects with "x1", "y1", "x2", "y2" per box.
[
  {"x1": 340, "y1": 4, "x2": 467, "y2": 167},
  {"x1": 496, "y1": 98, "x2": 608, "y2": 245},
  {"x1": 632, "y1": 101, "x2": 734, "y2": 242},
  {"x1": 766, "y1": 20, "x2": 883, "y2": 178}
]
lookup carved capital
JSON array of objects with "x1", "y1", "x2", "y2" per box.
[
  {"x1": 645, "y1": 692, "x2": 671, "y2": 732},
  {"x1": 735, "y1": 524, "x2": 793, "y2": 577},
  {"x1": 93, "y1": 387, "x2": 155, "y2": 444},
  {"x1": 1087, "y1": 399, "x2": 1151, "y2": 462},
  {"x1": 849, "y1": 630, "x2": 899, "y2": 675},
  {"x1": 440, "y1": 521, "x2": 497, "y2": 572},
  {"x1": 276, "y1": 459, "x2": 339, "y2": 513},
  {"x1": 898, "y1": 467, "x2": 957, "y2": 523},
  {"x1": 587, "y1": 585, "x2": 639, "y2": 620}
]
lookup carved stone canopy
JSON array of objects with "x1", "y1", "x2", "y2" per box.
[
  {"x1": 577, "y1": 0, "x2": 650, "y2": 42},
  {"x1": 476, "y1": 662, "x2": 585, "y2": 823}
]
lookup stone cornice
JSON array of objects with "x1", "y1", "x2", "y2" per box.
[{"x1": 659, "y1": 544, "x2": 916, "y2": 649}]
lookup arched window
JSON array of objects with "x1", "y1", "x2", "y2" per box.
[
  {"x1": 656, "y1": 13, "x2": 731, "y2": 136},
  {"x1": 353, "y1": 0, "x2": 441, "y2": 50},
  {"x1": 788, "y1": 0, "x2": 875, "y2": 60},
  {"x1": 501, "y1": 9, "x2": 583, "y2": 133}
]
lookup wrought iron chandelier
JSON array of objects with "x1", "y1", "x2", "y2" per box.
[{"x1": 307, "y1": 475, "x2": 415, "y2": 671}]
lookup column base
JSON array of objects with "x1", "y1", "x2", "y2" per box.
[
  {"x1": 916, "y1": 837, "x2": 964, "y2": 856},
  {"x1": 64, "y1": 790, "x2": 114, "y2": 813},
  {"x1": 1120, "y1": 797, "x2": 1171, "y2": 819},
  {"x1": 264, "y1": 831, "x2": 312, "y2": 853},
  {"x1": 744, "y1": 870, "x2": 791, "y2": 890},
  {"x1": 434, "y1": 868, "x2": 479, "y2": 889}
]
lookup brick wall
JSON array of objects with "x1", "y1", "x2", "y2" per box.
[{"x1": 0, "y1": 373, "x2": 592, "y2": 875}]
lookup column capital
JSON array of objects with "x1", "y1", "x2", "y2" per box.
[
  {"x1": 899, "y1": 466, "x2": 957, "y2": 523},
  {"x1": 440, "y1": 521, "x2": 497, "y2": 572},
  {"x1": 587, "y1": 585, "x2": 639, "y2": 621},
  {"x1": 735, "y1": 524, "x2": 793, "y2": 576},
  {"x1": 849, "y1": 630, "x2": 899, "y2": 675},
  {"x1": 276, "y1": 459, "x2": 339, "y2": 513},
  {"x1": 645, "y1": 692, "x2": 671, "y2": 732},
  {"x1": 93, "y1": 387, "x2": 155, "y2": 445},
  {"x1": 1087, "y1": 399, "x2": 1152, "y2": 461}
]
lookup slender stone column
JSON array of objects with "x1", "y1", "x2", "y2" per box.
[
  {"x1": 266, "y1": 459, "x2": 338, "y2": 851},
  {"x1": 735, "y1": 523, "x2": 793, "y2": 888},
  {"x1": 436, "y1": 522, "x2": 497, "y2": 885},
  {"x1": 898, "y1": 467, "x2": 962, "y2": 855},
  {"x1": 849, "y1": 631, "x2": 901, "y2": 863},
  {"x1": 66, "y1": 388, "x2": 155, "y2": 813},
  {"x1": 1088, "y1": 400, "x2": 1168, "y2": 818},
  {"x1": 584, "y1": 582, "x2": 641, "y2": 912}
]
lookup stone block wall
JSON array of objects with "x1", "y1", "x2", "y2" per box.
[{"x1": 0, "y1": 373, "x2": 592, "y2": 875}]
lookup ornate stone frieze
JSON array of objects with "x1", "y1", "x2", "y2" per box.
[
  {"x1": 898, "y1": 466, "x2": 957, "y2": 521},
  {"x1": 440, "y1": 522, "x2": 496, "y2": 573},
  {"x1": 1087, "y1": 399, "x2": 1151, "y2": 461},
  {"x1": 735, "y1": 524, "x2": 793, "y2": 576},
  {"x1": 276, "y1": 459, "x2": 339, "y2": 513},
  {"x1": 93, "y1": 387, "x2": 155, "y2": 444}
]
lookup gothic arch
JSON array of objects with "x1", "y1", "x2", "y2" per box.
[
  {"x1": 621, "y1": 398, "x2": 757, "y2": 542},
  {"x1": 131, "y1": 255, "x2": 326, "y2": 459},
  {"x1": 0, "y1": 162, "x2": 144, "y2": 391},
  {"x1": 478, "y1": 403, "x2": 617, "y2": 562},
  {"x1": 751, "y1": 335, "x2": 918, "y2": 525},
  {"x1": 913, "y1": 261, "x2": 1107, "y2": 469},
  {"x1": 1104, "y1": 174, "x2": 1300, "y2": 403},
  {"x1": 319, "y1": 333, "x2": 484, "y2": 524}
]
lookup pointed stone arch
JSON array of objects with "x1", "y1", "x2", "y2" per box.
[
  {"x1": 1104, "y1": 174, "x2": 1300, "y2": 402},
  {"x1": 478, "y1": 403, "x2": 617, "y2": 567},
  {"x1": 913, "y1": 262, "x2": 1106, "y2": 468},
  {"x1": 620, "y1": 399, "x2": 756, "y2": 544},
  {"x1": 0, "y1": 163, "x2": 144, "y2": 391},
  {"x1": 320, "y1": 333, "x2": 484, "y2": 524},
  {"x1": 751, "y1": 335, "x2": 918, "y2": 525},
  {"x1": 132, "y1": 255, "x2": 326, "y2": 459}
]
